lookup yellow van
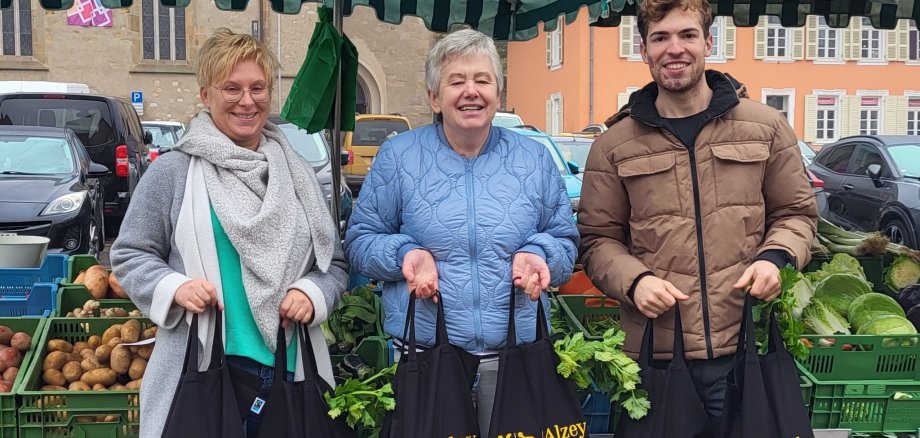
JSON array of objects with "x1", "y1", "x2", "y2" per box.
[{"x1": 343, "y1": 114, "x2": 411, "y2": 192}]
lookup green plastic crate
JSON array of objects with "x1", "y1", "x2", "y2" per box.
[
  {"x1": 54, "y1": 286, "x2": 138, "y2": 318},
  {"x1": 0, "y1": 317, "x2": 45, "y2": 438},
  {"x1": 803, "y1": 254, "x2": 892, "y2": 294},
  {"x1": 800, "y1": 334, "x2": 920, "y2": 381},
  {"x1": 18, "y1": 318, "x2": 155, "y2": 438},
  {"x1": 556, "y1": 295, "x2": 620, "y2": 340},
  {"x1": 331, "y1": 335, "x2": 393, "y2": 373},
  {"x1": 62, "y1": 255, "x2": 102, "y2": 287}
]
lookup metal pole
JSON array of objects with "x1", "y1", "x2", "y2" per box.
[{"x1": 330, "y1": 0, "x2": 344, "y2": 237}]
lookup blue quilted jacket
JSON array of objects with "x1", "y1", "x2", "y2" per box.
[{"x1": 344, "y1": 124, "x2": 578, "y2": 353}]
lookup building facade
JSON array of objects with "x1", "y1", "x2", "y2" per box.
[
  {"x1": 507, "y1": 14, "x2": 920, "y2": 146},
  {"x1": 0, "y1": 0, "x2": 437, "y2": 128}
]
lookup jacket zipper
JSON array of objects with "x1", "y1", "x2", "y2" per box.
[
  {"x1": 465, "y1": 160, "x2": 485, "y2": 351},
  {"x1": 685, "y1": 147, "x2": 715, "y2": 359}
]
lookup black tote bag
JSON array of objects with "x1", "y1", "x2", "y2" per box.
[
  {"x1": 614, "y1": 306, "x2": 710, "y2": 438},
  {"x1": 488, "y1": 284, "x2": 586, "y2": 438},
  {"x1": 255, "y1": 323, "x2": 354, "y2": 438},
  {"x1": 720, "y1": 296, "x2": 813, "y2": 438},
  {"x1": 161, "y1": 311, "x2": 245, "y2": 438},
  {"x1": 380, "y1": 295, "x2": 481, "y2": 438}
]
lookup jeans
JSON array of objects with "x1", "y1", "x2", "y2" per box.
[{"x1": 226, "y1": 355, "x2": 294, "y2": 437}]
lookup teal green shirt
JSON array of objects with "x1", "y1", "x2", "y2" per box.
[{"x1": 211, "y1": 206, "x2": 296, "y2": 371}]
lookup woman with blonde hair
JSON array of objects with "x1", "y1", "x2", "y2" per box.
[{"x1": 112, "y1": 28, "x2": 348, "y2": 437}]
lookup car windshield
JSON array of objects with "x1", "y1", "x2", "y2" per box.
[
  {"x1": 798, "y1": 141, "x2": 816, "y2": 166},
  {"x1": 530, "y1": 136, "x2": 568, "y2": 175},
  {"x1": 278, "y1": 123, "x2": 329, "y2": 169},
  {"x1": 0, "y1": 98, "x2": 115, "y2": 148},
  {"x1": 143, "y1": 126, "x2": 177, "y2": 147},
  {"x1": 0, "y1": 135, "x2": 74, "y2": 174},
  {"x1": 555, "y1": 139, "x2": 592, "y2": 170},
  {"x1": 886, "y1": 143, "x2": 920, "y2": 178},
  {"x1": 353, "y1": 120, "x2": 410, "y2": 146},
  {"x1": 492, "y1": 114, "x2": 523, "y2": 128}
]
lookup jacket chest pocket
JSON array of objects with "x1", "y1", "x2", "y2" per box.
[
  {"x1": 710, "y1": 143, "x2": 770, "y2": 207},
  {"x1": 617, "y1": 153, "x2": 681, "y2": 219}
]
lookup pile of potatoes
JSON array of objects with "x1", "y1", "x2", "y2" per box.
[
  {"x1": 73, "y1": 265, "x2": 128, "y2": 300},
  {"x1": 65, "y1": 300, "x2": 144, "y2": 318},
  {"x1": 0, "y1": 325, "x2": 33, "y2": 392},
  {"x1": 40, "y1": 319, "x2": 155, "y2": 392}
]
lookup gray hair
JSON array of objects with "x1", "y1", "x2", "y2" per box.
[{"x1": 425, "y1": 29, "x2": 504, "y2": 96}]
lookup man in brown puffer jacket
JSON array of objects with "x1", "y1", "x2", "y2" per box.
[{"x1": 577, "y1": 0, "x2": 818, "y2": 423}]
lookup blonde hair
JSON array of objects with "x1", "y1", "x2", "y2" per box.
[
  {"x1": 196, "y1": 28, "x2": 280, "y2": 90},
  {"x1": 637, "y1": 0, "x2": 713, "y2": 44}
]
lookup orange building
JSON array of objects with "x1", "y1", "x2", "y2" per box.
[{"x1": 506, "y1": 14, "x2": 920, "y2": 147}]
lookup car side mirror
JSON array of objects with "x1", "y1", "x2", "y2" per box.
[
  {"x1": 866, "y1": 163, "x2": 883, "y2": 187},
  {"x1": 567, "y1": 160, "x2": 580, "y2": 175},
  {"x1": 144, "y1": 131, "x2": 153, "y2": 144},
  {"x1": 88, "y1": 162, "x2": 111, "y2": 178}
]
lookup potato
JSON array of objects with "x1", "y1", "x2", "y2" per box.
[
  {"x1": 106, "y1": 337, "x2": 123, "y2": 348},
  {"x1": 80, "y1": 349, "x2": 95, "y2": 360},
  {"x1": 80, "y1": 368, "x2": 117, "y2": 387},
  {"x1": 137, "y1": 345, "x2": 153, "y2": 360},
  {"x1": 67, "y1": 351, "x2": 83, "y2": 362},
  {"x1": 10, "y1": 332, "x2": 32, "y2": 352},
  {"x1": 0, "y1": 326, "x2": 13, "y2": 345},
  {"x1": 68, "y1": 381, "x2": 91, "y2": 391},
  {"x1": 110, "y1": 346, "x2": 131, "y2": 375},
  {"x1": 108, "y1": 273, "x2": 128, "y2": 299},
  {"x1": 0, "y1": 347, "x2": 21, "y2": 369},
  {"x1": 72, "y1": 341, "x2": 88, "y2": 354},
  {"x1": 94, "y1": 345, "x2": 113, "y2": 364},
  {"x1": 103, "y1": 415, "x2": 119, "y2": 422},
  {"x1": 47, "y1": 339, "x2": 73, "y2": 353},
  {"x1": 0, "y1": 380, "x2": 12, "y2": 393},
  {"x1": 73, "y1": 270, "x2": 86, "y2": 284},
  {"x1": 81, "y1": 357, "x2": 101, "y2": 372},
  {"x1": 121, "y1": 320, "x2": 141, "y2": 343},
  {"x1": 40, "y1": 385, "x2": 67, "y2": 392},
  {"x1": 43, "y1": 369, "x2": 67, "y2": 387},
  {"x1": 62, "y1": 361, "x2": 83, "y2": 382},
  {"x1": 142, "y1": 327, "x2": 157, "y2": 340},
  {"x1": 128, "y1": 357, "x2": 147, "y2": 380},
  {"x1": 92, "y1": 383, "x2": 106, "y2": 391},
  {"x1": 43, "y1": 351, "x2": 69, "y2": 371},
  {"x1": 125, "y1": 379, "x2": 142, "y2": 390},
  {"x1": 110, "y1": 383, "x2": 128, "y2": 391},
  {"x1": 102, "y1": 325, "x2": 122, "y2": 346},
  {"x1": 86, "y1": 335, "x2": 102, "y2": 350},
  {"x1": 3, "y1": 367, "x2": 18, "y2": 382},
  {"x1": 83, "y1": 265, "x2": 109, "y2": 299}
]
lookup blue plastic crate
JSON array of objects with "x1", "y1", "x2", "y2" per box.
[
  {"x1": 0, "y1": 282, "x2": 57, "y2": 316},
  {"x1": 0, "y1": 254, "x2": 68, "y2": 295},
  {"x1": 581, "y1": 386, "x2": 612, "y2": 434}
]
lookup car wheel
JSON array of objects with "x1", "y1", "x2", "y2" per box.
[{"x1": 881, "y1": 218, "x2": 917, "y2": 249}]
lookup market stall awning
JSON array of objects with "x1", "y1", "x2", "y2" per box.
[{"x1": 5, "y1": 0, "x2": 918, "y2": 38}]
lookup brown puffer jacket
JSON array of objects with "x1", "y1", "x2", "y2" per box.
[{"x1": 578, "y1": 71, "x2": 818, "y2": 360}]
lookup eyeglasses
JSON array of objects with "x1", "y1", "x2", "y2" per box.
[{"x1": 212, "y1": 85, "x2": 272, "y2": 103}]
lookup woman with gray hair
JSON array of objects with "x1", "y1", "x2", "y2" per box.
[
  {"x1": 111, "y1": 28, "x2": 348, "y2": 437},
  {"x1": 345, "y1": 28, "x2": 578, "y2": 434}
]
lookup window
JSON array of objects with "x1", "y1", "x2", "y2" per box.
[
  {"x1": 860, "y1": 17, "x2": 884, "y2": 61},
  {"x1": 142, "y1": 0, "x2": 186, "y2": 61},
  {"x1": 766, "y1": 96, "x2": 789, "y2": 119},
  {"x1": 0, "y1": 0, "x2": 32, "y2": 57},
  {"x1": 619, "y1": 16, "x2": 643, "y2": 60},
  {"x1": 547, "y1": 93, "x2": 563, "y2": 135},
  {"x1": 546, "y1": 20, "x2": 563, "y2": 68},
  {"x1": 816, "y1": 17, "x2": 841, "y2": 60},
  {"x1": 816, "y1": 96, "x2": 838, "y2": 141},
  {"x1": 848, "y1": 145, "x2": 885, "y2": 176},
  {"x1": 817, "y1": 144, "x2": 855, "y2": 173},
  {"x1": 766, "y1": 16, "x2": 790, "y2": 58},
  {"x1": 708, "y1": 17, "x2": 725, "y2": 60},
  {"x1": 763, "y1": 88, "x2": 796, "y2": 128},
  {"x1": 858, "y1": 96, "x2": 882, "y2": 135},
  {"x1": 908, "y1": 97, "x2": 920, "y2": 135}
]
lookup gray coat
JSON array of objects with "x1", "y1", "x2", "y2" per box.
[{"x1": 111, "y1": 151, "x2": 348, "y2": 438}]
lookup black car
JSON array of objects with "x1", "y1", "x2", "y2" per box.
[
  {"x1": 0, "y1": 93, "x2": 152, "y2": 237},
  {"x1": 0, "y1": 126, "x2": 109, "y2": 255},
  {"x1": 808, "y1": 135, "x2": 920, "y2": 249}
]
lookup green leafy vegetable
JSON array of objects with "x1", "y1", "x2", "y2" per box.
[
  {"x1": 813, "y1": 273, "x2": 873, "y2": 317},
  {"x1": 327, "y1": 285, "x2": 380, "y2": 354},
  {"x1": 803, "y1": 300, "x2": 851, "y2": 336},
  {"x1": 885, "y1": 255, "x2": 920, "y2": 294},
  {"x1": 847, "y1": 293, "x2": 905, "y2": 332},
  {"x1": 806, "y1": 253, "x2": 867, "y2": 283},
  {"x1": 753, "y1": 266, "x2": 810, "y2": 361},
  {"x1": 325, "y1": 364, "x2": 397, "y2": 437}
]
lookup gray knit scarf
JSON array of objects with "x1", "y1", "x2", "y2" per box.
[{"x1": 174, "y1": 110, "x2": 335, "y2": 351}]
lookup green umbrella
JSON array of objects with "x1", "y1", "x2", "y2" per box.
[{"x1": 281, "y1": 5, "x2": 357, "y2": 133}]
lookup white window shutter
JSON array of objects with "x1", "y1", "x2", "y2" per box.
[
  {"x1": 617, "y1": 92, "x2": 629, "y2": 110},
  {"x1": 884, "y1": 96, "x2": 900, "y2": 134},
  {"x1": 846, "y1": 96, "x2": 861, "y2": 137},
  {"x1": 887, "y1": 24, "x2": 900, "y2": 61},
  {"x1": 895, "y1": 96, "x2": 909, "y2": 133},
  {"x1": 845, "y1": 20, "x2": 861, "y2": 61},
  {"x1": 725, "y1": 20, "x2": 736, "y2": 59},
  {"x1": 546, "y1": 99, "x2": 552, "y2": 133},
  {"x1": 619, "y1": 17, "x2": 634, "y2": 58},
  {"x1": 792, "y1": 27, "x2": 805, "y2": 59},
  {"x1": 559, "y1": 22, "x2": 564, "y2": 66},
  {"x1": 806, "y1": 16, "x2": 818, "y2": 60},
  {"x1": 897, "y1": 20, "x2": 910, "y2": 61},
  {"x1": 754, "y1": 17, "x2": 767, "y2": 59},
  {"x1": 804, "y1": 95, "x2": 818, "y2": 142},
  {"x1": 558, "y1": 94, "x2": 564, "y2": 134},
  {"x1": 546, "y1": 32, "x2": 551, "y2": 66},
  {"x1": 840, "y1": 96, "x2": 851, "y2": 137}
]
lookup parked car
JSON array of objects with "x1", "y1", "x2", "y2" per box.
[
  {"x1": 551, "y1": 134, "x2": 595, "y2": 176},
  {"x1": 492, "y1": 111, "x2": 524, "y2": 128},
  {"x1": 271, "y1": 117, "x2": 353, "y2": 238},
  {"x1": 508, "y1": 127, "x2": 581, "y2": 221},
  {"x1": 579, "y1": 124, "x2": 607, "y2": 135},
  {"x1": 798, "y1": 140, "x2": 817, "y2": 166},
  {"x1": 807, "y1": 135, "x2": 920, "y2": 249},
  {"x1": 142, "y1": 120, "x2": 186, "y2": 161},
  {"x1": 0, "y1": 92, "x2": 152, "y2": 237},
  {"x1": 343, "y1": 114, "x2": 411, "y2": 195},
  {"x1": 0, "y1": 126, "x2": 109, "y2": 256}
]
